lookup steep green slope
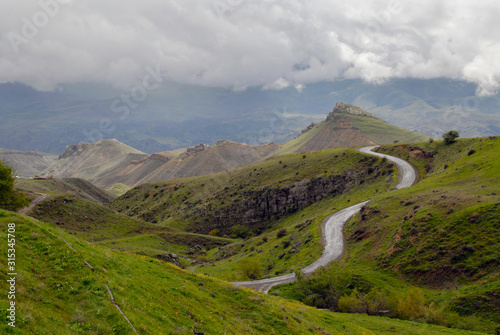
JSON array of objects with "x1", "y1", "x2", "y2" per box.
[
  {"x1": 15, "y1": 178, "x2": 115, "y2": 205},
  {"x1": 274, "y1": 137, "x2": 499, "y2": 333},
  {"x1": 23, "y1": 195, "x2": 234, "y2": 265},
  {"x1": 365, "y1": 138, "x2": 500, "y2": 286},
  {"x1": 0, "y1": 211, "x2": 480, "y2": 334},
  {"x1": 108, "y1": 148, "x2": 395, "y2": 235}
]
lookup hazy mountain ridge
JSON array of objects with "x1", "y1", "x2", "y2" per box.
[{"x1": 1, "y1": 79, "x2": 499, "y2": 154}]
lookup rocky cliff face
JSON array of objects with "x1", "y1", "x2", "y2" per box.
[{"x1": 189, "y1": 164, "x2": 392, "y2": 235}]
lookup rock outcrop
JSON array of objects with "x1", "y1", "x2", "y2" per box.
[{"x1": 191, "y1": 163, "x2": 392, "y2": 235}]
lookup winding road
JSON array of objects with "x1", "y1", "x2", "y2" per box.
[{"x1": 234, "y1": 146, "x2": 416, "y2": 293}]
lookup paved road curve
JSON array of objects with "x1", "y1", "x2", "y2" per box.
[{"x1": 234, "y1": 146, "x2": 416, "y2": 293}]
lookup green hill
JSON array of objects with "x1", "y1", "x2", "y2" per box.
[
  {"x1": 273, "y1": 137, "x2": 500, "y2": 333},
  {"x1": 15, "y1": 178, "x2": 116, "y2": 205},
  {"x1": 275, "y1": 102, "x2": 431, "y2": 156},
  {"x1": 0, "y1": 210, "x2": 485, "y2": 334},
  {"x1": 10, "y1": 136, "x2": 499, "y2": 333},
  {"x1": 108, "y1": 148, "x2": 395, "y2": 236}
]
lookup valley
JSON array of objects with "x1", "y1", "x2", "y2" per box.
[
  {"x1": 3, "y1": 2, "x2": 500, "y2": 333},
  {"x1": 4, "y1": 104, "x2": 499, "y2": 334}
]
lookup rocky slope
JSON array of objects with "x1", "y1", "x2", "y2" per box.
[{"x1": 137, "y1": 141, "x2": 280, "y2": 185}]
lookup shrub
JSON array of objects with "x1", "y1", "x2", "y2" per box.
[
  {"x1": 396, "y1": 288, "x2": 426, "y2": 321},
  {"x1": 208, "y1": 229, "x2": 221, "y2": 236},
  {"x1": 338, "y1": 288, "x2": 388, "y2": 315},
  {"x1": 230, "y1": 224, "x2": 251, "y2": 239},
  {"x1": 365, "y1": 288, "x2": 389, "y2": 315},
  {"x1": 443, "y1": 130, "x2": 459, "y2": 144},
  {"x1": 276, "y1": 228, "x2": 287, "y2": 238},
  {"x1": 239, "y1": 259, "x2": 262, "y2": 280},
  {"x1": 338, "y1": 289, "x2": 364, "y2": 313}
]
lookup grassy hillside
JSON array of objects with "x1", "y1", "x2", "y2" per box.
[
  {"x1": 106, "y1": 147, "x2": 396, "y2": 277},
  {"x1": 108, "y1": 148, "x2": 395, "y2": 235},
  {"x1": 0, "y1": 211, "x2": 485, "y2": 334},
  {"x1": 273, "y1": 137, "x2": 499, "y2": 333},
  {"x1": 105, "y1": 183, "x2": 131, "y2": 196},
  {"x1": 23, "y1": 195, "x2": 234, "y2": 266},
  {"x1": 349, "y1": 114, "x2": 431, "y2": 144},
  {"x1": 15, "y1": 178, "x2": 115, "y2": 205},
  {"x1": 367, "y1": 138, "x2": 499, "y2": 286}
]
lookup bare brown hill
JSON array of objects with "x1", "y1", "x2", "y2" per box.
[
  {"x1": 42, "y1": 139, "x2": 280, "y2": 189},
  {"x1": 296, "y1": 117, "x2": 376, "y2": 152},
  {"x1": 41, "y1": 139, "x2": 148, "y2": 188},
  {"x1": 137, "y1": 141, "x2": 280, "y2": 185}
]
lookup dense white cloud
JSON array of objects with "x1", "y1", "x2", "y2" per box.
[{"x1": 1, "y1": 0, "x2": 499, "y2": 94}]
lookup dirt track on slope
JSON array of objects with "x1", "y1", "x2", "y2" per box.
[{"x1": 18, "y1": 192, "x2": 50, "y2": 214}]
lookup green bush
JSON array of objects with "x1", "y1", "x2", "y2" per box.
[
  {"x1": 338, "y1": 289, "x2": 364, "y2": 313},
  {"x1": 231, "y1": 224, "x2": 251, "y2": 239},
  {"x1": 209, "y1": 228, "x2": 221, "y2": 236},
  {"x1": 338, "y1": 288, "x2": 389, "y2": 315},
  {"x1": 239, "y1": 258, "x2": 262, "y2": 280},
  {"x1": 396, "y1": 288, "x2": 426, "y2": 321}
]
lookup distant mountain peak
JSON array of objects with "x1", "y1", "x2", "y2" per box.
[{"x1": 327, "y1": 101, "x2": 382, "y2": 121}]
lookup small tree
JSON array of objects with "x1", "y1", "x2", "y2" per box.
[
  {"x1": 443, "y1": 130, "x2": 459, "y2": 144},
  {"x1": 0, "y1": 161, "x2": 29, "y2": 211}
]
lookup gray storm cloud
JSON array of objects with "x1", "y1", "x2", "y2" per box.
[{"x1": 1, "y1": 0, "x2": 499, "y2": 95}]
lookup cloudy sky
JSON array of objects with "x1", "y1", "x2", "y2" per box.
[{"x1": 1, "y1": 0, "x2": 500, "y2": 95}]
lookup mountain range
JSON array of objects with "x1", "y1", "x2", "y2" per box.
[
  {"x1": 5, "y1": 102, "x2": 430, "y2": 190},
  {"x1": 0, "y1": 78, "x2": 499, "y2": 154}
]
